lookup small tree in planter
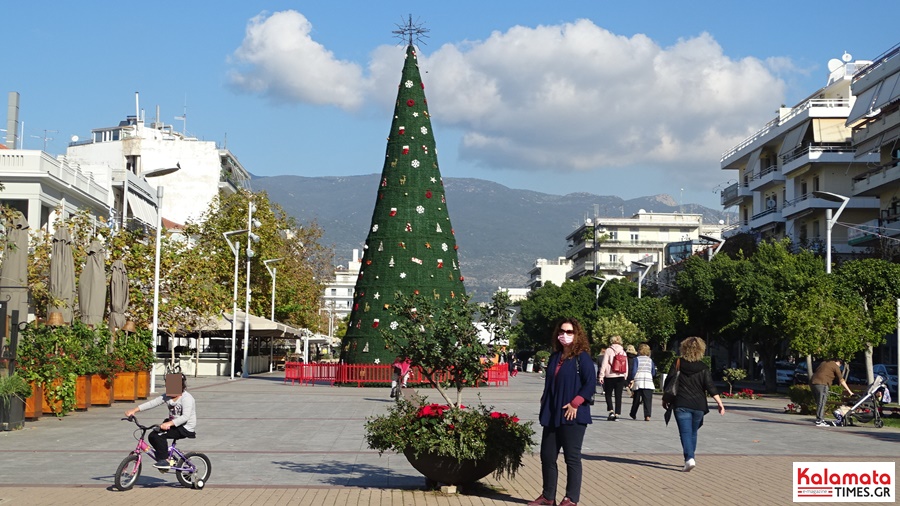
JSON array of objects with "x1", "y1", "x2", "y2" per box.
[
  {"x1": 365, "y1": 293, "x2": 534, "y2": 485},
  {"x1": 723, "y1": 368, "x2": 747, "y2": 395}
]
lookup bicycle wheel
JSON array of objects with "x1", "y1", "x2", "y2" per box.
[
  {"x1": 176, "y1": 452, "x2": 212, "y2": 489},
  {"x1": 114, "y1": 454, "x2": 142, "y2": 491}
]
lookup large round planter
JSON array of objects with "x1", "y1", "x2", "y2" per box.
[
  {"x1": 0, "y1": 396, "x2": 26, "y2": 430},
  {"x1": 403, "y1": 448, "x2": 496, "y2": 486},
  {"x1": 24, "y1": 382, "x2": 42, "y2": 419},
  {"x1": 90, "y1": 374, "x2": 114, "y2": 406},
  {"x1": 113, "y1": 371, "x2": 138, "y2": 402},
  {"x1": 136, "y1": 370, "x2": 150, "y2": 399},
  {"x1": 75, "y1": 375, "x2": 92, "y2": 410}
]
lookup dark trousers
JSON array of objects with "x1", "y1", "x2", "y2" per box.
[
  {"x1": 540, "y1": 423, "x2": 586, "y2": 503},
  {"x1": 630, "y1": 388, "x2": 654, "y2": 418},
  {"x1": 604, "y1": 376, "x2": 625, "y2": 415},
  {"x1": 148, "y1": 425, "x2": 193, "y2": 462}
]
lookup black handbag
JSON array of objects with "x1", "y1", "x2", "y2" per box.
[
  {"x1": 574, "y1": 355, "x2": 595, "y2": 405},
  {"x1": 662, "y1": 358, "x2": 681, "y2": 405}
]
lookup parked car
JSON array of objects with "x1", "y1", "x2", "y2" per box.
[
  {"x1": 872, "y1": 364, "x2": 898, "y2": 397},
  {"x1": 775, "y1": 361, "x2": 795, "y2": 386},
  {"x1": 793, "y1": 362, "x2": 818, "y2": 385}
]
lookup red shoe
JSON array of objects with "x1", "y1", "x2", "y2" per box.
[
  {"x1": 559, "y1": 498, "x2": 577, "y2": 506},
  {"x1": 527, "y1": 495, "x2": 556, "y2": 506}
]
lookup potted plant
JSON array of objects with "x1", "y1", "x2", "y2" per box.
[
  {"x1": 364, "y1": 294, "x2": 534, "y2": 487},
  {"x1": 0, "y1": 374, "x2": 32, "y2": 430}
]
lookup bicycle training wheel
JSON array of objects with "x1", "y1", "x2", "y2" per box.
[
  {"x1": 176, "y1": 452, "x2": 212, "y2": 489},
  {"x1": 114, "y1": 454, "x2": 142, "y2": 491}
]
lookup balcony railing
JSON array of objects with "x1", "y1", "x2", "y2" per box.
[{"x1": 781, "y1": 143, "x2": 853, "y2": 165}]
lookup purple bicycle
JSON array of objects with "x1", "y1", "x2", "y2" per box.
[{"x1": 114, "y1": 416, "x2": 211, "y2": 491}]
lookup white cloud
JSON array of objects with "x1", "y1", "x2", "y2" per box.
[
  {"x1": 229, "y1": 13, "x2": 787, "y2": 184},
  {"x1": 228, "y1": 10, "x2": 367, "y2": 109}
]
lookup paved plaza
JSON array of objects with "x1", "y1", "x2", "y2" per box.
[{"x1": 0, "y1": 371, "x2": 897, "y2": 505}]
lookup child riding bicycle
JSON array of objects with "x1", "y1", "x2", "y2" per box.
[{"x1": 125, "y1": 373, "x2": 197, "y2": 469}]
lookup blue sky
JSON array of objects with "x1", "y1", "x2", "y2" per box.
[{"x1": 4, "y1": 1, "x2": 897, "y2": 209}]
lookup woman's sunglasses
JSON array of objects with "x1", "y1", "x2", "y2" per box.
[{"x1": 559, "y1": 329, "x2": 575, "y2": 335}]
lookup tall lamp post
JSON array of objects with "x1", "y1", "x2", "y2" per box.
[
  {"x1": 631, "y1": 261, "x2": 653, "y2": 299},
  {"x1": 812, "y1": 191, "x2": 850, "y2": 274},
  {"x1": 148, "y1": 164, "x2": 180, "y2": 393},
  {"x1": 592, "y1": 275, "x2": 608, "y2": 309},
  {"x1": 263, "y1": 258, "x2": 283, "y2": 373},
  {"x1": 242, "y1": 202, "x2": 262, "y2": 378},
  {"x1": 223, "y1": 229, "x2": 248, "y2": 380}
]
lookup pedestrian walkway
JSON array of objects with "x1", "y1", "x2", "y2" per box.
[{"x1": 0, "y1": 372, "x2": 897, "y2": 505}]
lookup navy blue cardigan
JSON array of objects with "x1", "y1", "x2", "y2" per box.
[{"x1": 538, "y1": 351, "x2": 597, "y2": 427}]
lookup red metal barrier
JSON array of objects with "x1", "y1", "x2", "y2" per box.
[{"x1": 283, "y1": 362, "x2": 509, "y2": 387}]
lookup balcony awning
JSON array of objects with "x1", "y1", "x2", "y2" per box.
[
  {"x1": 746, "y1": 147, "x2": 763, "y2": 175},
  {"x1": 847, "y1": 86, "x2": 878, "y2": 125},
  {"x1": 127, "y1": 193, "x2": 158, "y2": 226},
  {"x1": 778, "y1": 123, "x2": 810, "y2": 157},
  {"x1": 812, "y1": 118, "x2": 851, "y2": 143},
  {"x1": 872, "y1": 72, "x2": 900, "y2": 111}
]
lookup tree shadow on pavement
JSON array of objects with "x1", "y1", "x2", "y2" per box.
[
  {"x1": 272, "y1": 459, "x2": 519, "y2": 501},
  {"x1": 582, "y1": 454, "x2": 681, "y2": 471}
]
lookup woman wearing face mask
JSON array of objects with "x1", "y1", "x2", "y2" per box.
[{"x1": 528, "y1": 318, "x2": 596, "y2": 506}]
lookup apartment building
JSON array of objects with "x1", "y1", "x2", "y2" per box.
[
  {"x1": 526, "y1": 257, "x2": 572, "y2": 290},
  {"x1": 844, "y1": 44, "x2": 900, "y2": 253},
  {"x1": 321, "y1": 249, "x2": 362, "y2": 335},
  {"x1": 565, "y1": 210, "x2": 717, "y2": 281},
  {"x1": 719, "y1": 53, "x2": 880, "y2": 253}
]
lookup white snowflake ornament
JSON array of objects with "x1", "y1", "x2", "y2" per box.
[
  {"x1": 404, "y1": 80, "x2": 414, "y2": 88},
  {"x1": 416, "y1": 205, "x2": 425, "y2": 214}
]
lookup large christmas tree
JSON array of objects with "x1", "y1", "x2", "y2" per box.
[{"x1": 340, "y1": 41, "x2": 466, "y2": 365}]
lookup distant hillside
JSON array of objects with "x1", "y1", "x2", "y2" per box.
[{"x1": 251, "y1": 174, "x2": 732, "y2": 301}]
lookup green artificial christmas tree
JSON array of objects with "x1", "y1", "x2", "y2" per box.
[{"x1": 340, "y1": 38, "x2": 466, "y2": 365}]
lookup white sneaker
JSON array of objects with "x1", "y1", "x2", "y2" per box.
[
  {"x1": 683, "y1": 458, "x2": 696, "y2": 472},
  {"x1": 815, "y1": 420, "x2": 830, "y2": 427}
]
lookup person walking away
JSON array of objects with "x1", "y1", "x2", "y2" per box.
[
  {"x1": 124, "y1": 373, "x2": 197, "y2": 469},
  {"x1": 599, "y1": 336, "x2": 628, "y2": 421},
  {"x1": 628, "y1": 344, "x2": 657, "y2": 421},
  {"x1": 529, "y1": 318, "x2": 596, "y2": 506},
  {"x1": 810, "y1": 358, "x2": 853, "y2": 427},
  {"x1": 662, "y1": 337, "x2": 725, "y2": 472}
]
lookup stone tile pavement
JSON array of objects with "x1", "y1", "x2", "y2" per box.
[{"x1": 0, "y1": 371, "x2": 897, "y2": 505}]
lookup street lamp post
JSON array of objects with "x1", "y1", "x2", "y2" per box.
[
  {"x1": 263, "y1": 258, "x2": 283, "y2": 373},
  {"x1": 223, "y1": 229, "x2": 248, "y2": 380},
  {"x1": 242, "y1": 202, "x2": 262, "y2": 378},
  {"x1": 631, "y1": 261, "x2": 653, "y2": 299},
  {"x1": 592, "y1": 275, "x2": 608, "y2": 309},
  {"x1": 812, "y1": 191, "x2": 850, "y2": 274},
  {"x1": 150, "y1": 186, "x2": 164, "y2": 393}
]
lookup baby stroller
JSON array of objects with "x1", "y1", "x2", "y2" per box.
[{"x1": 833, "y1": 375, "x2": 889, "y2": 429}]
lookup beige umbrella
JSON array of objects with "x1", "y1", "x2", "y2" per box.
[
  {"x1": 78, "y1": 240, "x2": 106, "y2": 325},
  {"x1": 0, "y1": 212, "x2": 30, "y2": 323},
  {"x1": 108, "y1": 259, "x2": 128, "y2": 331},
  {"x1": 48, "y1": 227, "x2": 75, "y2": 323}
]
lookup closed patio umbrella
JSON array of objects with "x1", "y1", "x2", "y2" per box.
[
  {"x1": 108, "y1": 259, "x2": 128, "y2": 331},
  {"x1": 78, "y1": 240, "x2": 106, "y2": 325},
  {"x1": 0, "y1": 212, "x2": 30, "y2": 323},
  {"x1": 48, "y1": 227, "x2": 75, "y2": 323}
]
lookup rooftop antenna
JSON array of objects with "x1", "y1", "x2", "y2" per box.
[
  {"x1": 392, "y1": 14, "x2": 429, "y2": 46},
  {"x1": 175, "y1": 95, "x2": 187, "y2": 135},
  {"x1": 31, "y1": 129, "x2": 57, "y2": 151}
]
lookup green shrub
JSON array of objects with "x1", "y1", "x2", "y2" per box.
[{"x1": 788, "y1": 384, "x2": 846, "y2": 415}]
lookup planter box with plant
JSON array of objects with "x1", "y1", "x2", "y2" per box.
[
  {"x1": 364, "y1": 294, "x2": 534, "y2": 487},
  {"x1": 0, "y1": 374, "x2": 32, "y2": 430}
]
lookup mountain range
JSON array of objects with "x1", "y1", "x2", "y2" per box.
[{"x1": 251, "y1": 174, "x2": 732, "y2": 301}]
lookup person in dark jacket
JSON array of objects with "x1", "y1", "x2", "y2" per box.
[
  {"x1": 529, "y1": 318, "x2": 596, "y2": 506},
  {"x1": 662, "y1": 336, "x2": 725, "y2": 472}
]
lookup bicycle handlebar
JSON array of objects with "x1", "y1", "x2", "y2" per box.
[{"x1": 121, "y1": 415, "x2": 160, "y2": 431}]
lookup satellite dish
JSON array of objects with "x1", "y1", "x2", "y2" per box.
[
  {"x1": 70, "y1": 135, "x2": 79, "y2": 142},
  {"x1": 827, "y1": 59, "x2": 843, "y2": 72},
  {"x1": 585, "y1": 219, "x2": 593, "y2": 226},
  {"x1": 842, "y1": 52, "x2": 853, "y2": 62}
]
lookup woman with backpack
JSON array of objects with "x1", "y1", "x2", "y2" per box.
[{"x1": 598, "y1": 335, "x2": 628, "y2": 421}]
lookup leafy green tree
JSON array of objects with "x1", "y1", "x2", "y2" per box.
[
  {"x1": 517, "y1": 279, "x2": 595, "y2": 351},
  {"x1": 833, "y1": 258, "x2": 900, "y2": 383},
  {"x1": 592, "y1": 313, "x2": 643, "y2": 352},
  {"x1": 481, "y1": 290, "x2": 514, "y2": 346},
  {"x1": 624, "y1": 295, "x2": 687, "y2": 351},
  {"x1": 784, "y1": 275, "x2": 866, "y2": 362}
]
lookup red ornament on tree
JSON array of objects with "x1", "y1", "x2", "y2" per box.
[
  {"x1": 406, "y1": 99, "x2": 415, "y2": 107},
  {"x1": 425, "y1": 190, "x2": 432, "y2": 199}
]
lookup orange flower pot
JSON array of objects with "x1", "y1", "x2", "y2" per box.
[
  {"x1": 136, "y1": 370, "x2": 150, "y2": 399},
  {"x1": 91, "y1": 374, "x2": 114, "y2": 406},
  {"x1": 75, "y1": 375, "x2": 92, "y2": 410},
  {"x1": 24, "y1": 381, "x2": 42, "y2": 419},
  {"x1": 113, "y1": 371, "x2": 138, "y2": 402}
]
